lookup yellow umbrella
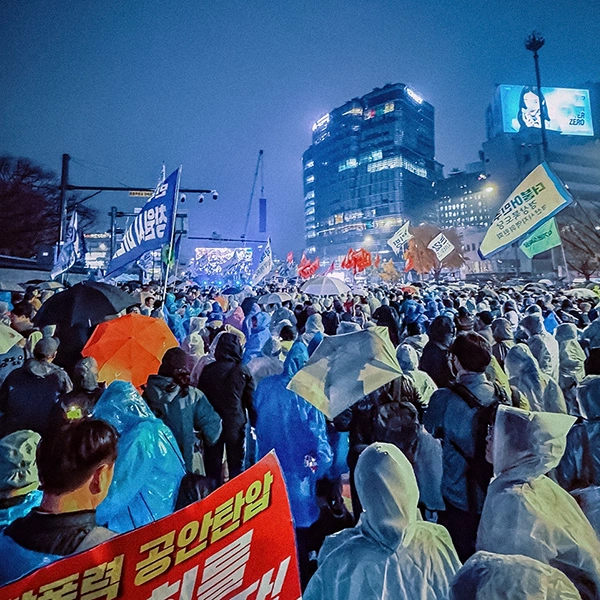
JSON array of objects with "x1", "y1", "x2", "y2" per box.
[
  {"x1": 0, "y1": 323, "x2": 23, "y2": 355},
  {"x1": 287, "y1": 326, "x2": 402, "y2": 418}
]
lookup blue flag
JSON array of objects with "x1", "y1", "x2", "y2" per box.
[
  {"x1": 106, "y1": 168, "x2": 180, "y2": 278},
  {"x1": 51, "y1": 211, "x2": 82, "y2": 279}
]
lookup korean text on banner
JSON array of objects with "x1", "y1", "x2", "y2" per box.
[
  {"x1": 0, "y1": 453, "x2": 301, "y2": 600},
  {"x1": 252, "y1": 239, "x2": 274, "y2": 285},
  {"x1": 387, "y1": 222, "x2": 413, "y2": 255},
  {"x1": 106, "y1": 168, "x2": 180, "y2": 278},
  {"x1": 519, "y1": 217, "x2": 562, "y2": 258},
  {"x1": 479, "y1": 162, "x2": 572, "y2": 259},
  {"x1": 51, "y1": 211, "x2": 81, "y2": 279},
  {"x1": 428, "y1": 233, "x2": 455, "y2": 261}
]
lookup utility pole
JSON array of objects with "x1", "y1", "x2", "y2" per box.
[
  {"x1": 525, "y1": 31, "x2": 549, "y2": 161},
  {"x1": 58, "y1": 153, "x2": 70, "y2": 249}
]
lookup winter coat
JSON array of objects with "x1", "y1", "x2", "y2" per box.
[
  {"x1": 93, "y1": 381, "x2": 186, "y2": 533},
  {"x1": 424, "y1": 371, "x2": 504, "y2": 514},
  {"x1": 372, "y1": 306, "x2": 402, "y2": 347},
  {"x1": 0, "y1": 359, "x2": 72, "y2": 437},
  {"x1": 450, "y1": 551, "x2": 581, "y2": 600},
  {"x1": 477, "y1": 405, "x2": 600, "y2": 600},
  {"x1": 143, "y1": 375, "x2": 222, "y2": 471},
  {"x1": 420, "y1": 341, "x2": 453, "y2": 389},
  {"x1": 321, "y1": 310, "x2": 340, "y2": 336},
  {"x1": 197, "y1": 333, "x2": 255, "y2": 435},
  {"x1": 242, "y1": 312, "x2": 271, "y2": 364},
  {"x1": 504, "y1": 344, "x2": 567, "y2": 413},
  {"x1": 303, "y1": 443, "x2": 461, "y2": 600},
  {"x1": 555, "y1": 323, "x2": 586, "y2": 415},
  {"x1": 253, "y1": 342, "x2": 332, "y2": 528}
]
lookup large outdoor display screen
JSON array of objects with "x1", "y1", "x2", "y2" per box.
[
  {"x1": 189, "y1": 247, "x2": 253, "y2": 285},
  {"x1": 498, "y1": 85, "x2": 594, "y2": 136}
]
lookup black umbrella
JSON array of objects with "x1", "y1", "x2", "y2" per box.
[
  {"x1": 221, "y1": 286, "x2": 242, "y2": 295},
  {"x1": 34, "y1": 281, "x2": 138, "y2": 328}
]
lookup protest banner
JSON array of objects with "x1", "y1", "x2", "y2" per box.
[
  {"x1": 519, "y1": 217, "x2": 562, "y2": 258},
  {"x1": 479, "y1": 162, "x2": 572, "y2": 259},
  {"x1": 427, "y1": 232, "x2": 455, "y2": 261},
  {"x1": 51, "y1": 211, "x2": 81, "y2": 279},
  {"x1": 0, "y1": 452, "x2": 301, "y2": 600},
  {"x1": 252, "y1": 239, "x2": 274, "y2": 285},
  {"x1": 387, "y1": 222, "x2": 412, "y2": 255},
  {"x1": 105, "y1": 168, "x2": 181, "y2": 279}
]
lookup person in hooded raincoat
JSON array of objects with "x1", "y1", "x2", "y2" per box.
[
  {"x1": 520, "y1": 314, "x2": 560, "y2": 382},
  {"x1": 93, "y1": 381, "x2": 186, "y2": 533},
  {"x1": 477, "y1": 404, "x2": 600, "y2": 600},
  {"x1": 420, "y1": 315, "x2": 455, "y2": 389},
  {"x1": 253, "y1": 341, "x2": 332, "y2": 587},
  {"x1": 396, "y1": 344, "x2": 437, "y2": 407},
  {"x1": 303, "y1": 442, "x2": 461, "y2": 600},
  {"x1": 450, "y1": 551, "x2": 581, "y2": 600},
  {"x1": 490, "y1": 317, "x2": 514, "y2": 370},
  {"x1": 143, "y1": 348, "x2": 222, "y2": 472},
  {"x1": 242, "y1": 311, "x2": 271, "y2": 364},
  {"x1": 556, "y1": 375, "x2": 600, "y2": 533},
  {"x1": 302, "y1": 313, "x2": 325, "y2": 356},
  {"x1": 504, "y1": 344, "x2": 567, "y2": 413},
  {"x1": 555, "y1": 323, "x2": 586, "y2": 416}
]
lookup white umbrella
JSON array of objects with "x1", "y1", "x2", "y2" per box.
[
  {"x1": 301, "y1": 276, "x2": 351, "y2": 297},
  {"x1": 257, "y1": 292, "x2": 292, "y2": 305},
  {"x1": 287, "y1": 326, "x2": 402, "y2": 418}
]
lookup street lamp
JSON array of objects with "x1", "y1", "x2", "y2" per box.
[{"x1": 524, "y1": 31, "x2": 549, "y2": 160}]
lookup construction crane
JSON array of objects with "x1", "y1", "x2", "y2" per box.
[{"x1": 242, "y1": 149, "x2": 264, "y2": 241}]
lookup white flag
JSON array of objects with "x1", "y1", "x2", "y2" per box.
[
  {"x1": 252, "y1": 239, "x2": 274, "y2": 285},
  {"x1": 387, "y1": 222, "x2": 413, "y2": 255},
  {"x1": 51, "y1": 212, "x2": 81, "y2": 279},
  {"x1": 428, "y1": 232, "x2": 455, "y2": 261}
]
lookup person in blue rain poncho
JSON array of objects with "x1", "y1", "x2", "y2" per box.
[
  {"x1": 252, "y1": 341, "x2": 332, "y2": 588},
  {"x1": 93, "y1": 380, "x2": 186, "y2": 533},
  {"x1": 303, "y1": 442, "x2": 461, "y2": 600},
  {"x1": 242, "y1": 311, "x2": 271, "y2": 364}
]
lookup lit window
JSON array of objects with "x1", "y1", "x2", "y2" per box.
[
  {"x1": 304, "y1": 160, "x2": 314, "y2": 169},
  {"x1": 306, "y1": 175, "x2": 315, "y2": 184}
]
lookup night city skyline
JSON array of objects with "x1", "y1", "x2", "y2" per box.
[{"x1": 2, "y1": 0, "x2": 599, "y2": 258}]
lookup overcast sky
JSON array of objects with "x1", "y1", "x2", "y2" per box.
[{"x1": 2, "y1": 0, "x2": 599, "y2": 257}]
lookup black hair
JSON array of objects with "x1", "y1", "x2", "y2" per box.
[
  {"x1": 37, "y1": 419, "x2": 118, "y2": 495},
  {"x1": 11, "y1": 302, "x2": 34, "y2": 319},
  {"x1": 451, "y1": 332, "x2": 492, "y2": 373},
  {"x1": 279, "y1": 325, "x2": 296, "y2": 341}
]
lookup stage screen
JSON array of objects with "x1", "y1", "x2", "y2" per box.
[{"x1": 189, "y1": 247, "x2": 254, "y2": 286}]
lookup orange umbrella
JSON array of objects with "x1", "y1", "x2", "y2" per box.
[{"x1": 82, "y1": 313, "x2": 178, "y2": 390}]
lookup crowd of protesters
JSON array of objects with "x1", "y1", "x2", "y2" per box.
[{"x1": 0, "y1": 278, "x2": 599, "y2": 599}]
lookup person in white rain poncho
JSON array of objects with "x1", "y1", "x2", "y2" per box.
[
  {"x1": 520, "y1": 314, "x2": 560, "y2": 382},
  {"x1": 303, "y1": 442, "x2": 461, "y2": 600},
  {"x1": 504, "y1": 344, "x2": 567, "y2": 413},
  {"x1": 396, "y1": 344, "x2": 437, "y2": 407},
  {"x1": 477, "y1": 405, "x2": 600, "y2": 600},
  {"x1": 555, "y1": 323, "x2": 586, "y2": 416},
  {"x1": 450, "y1": 551, "x2": 581, "y2": 600}
]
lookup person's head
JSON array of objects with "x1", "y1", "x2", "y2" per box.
[
  {"x1": 428, "y1": 315, "x2": 455, "y2": 347},
  {"x1": 126, "y1": 305, "x2": 141, "y2": 314},
  {"x1": 144, "y1": 296, "x2": 155, "y2": 308},
  {"x1": 10, "y1": 302, "x2": 34, "y2": 325},
  {"x1": 72, "y1": 357, "x2": 99, "y2": 392},
  {"x1": 520, "y1": 314, "x2": 544, "y2": 337},
  {"x1": 279, "y1": 324, "x2": 296, "y2": 342},
  {"x1": 37, "y1": 419, "x2": 118, "y2": 510},
  {"x1": 491, "y1": 317, "x2": 514, "y2": 342},
  {"x1": 158, "y1": 347, "x2": 191, "y2": 387},
  {"x1": 33, "y1": 336, "x2": 59, "y2": 363},
  {"x1": 450, "y1": 332, "x2": 492, "y2": 374}
]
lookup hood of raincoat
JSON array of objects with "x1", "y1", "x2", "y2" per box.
[
  {"x1": 428, "y1": 315, "x2": 455, "y2": 346},
  {"x1": 555, "y1": 322, "x2": 578, "y2": 342},
  {"x1": 450, "y1": 551, "x2": 581, "y2": 600},
  {"x1": 281, "y1": 342, "x2": 308, "y2": 382},
  {"x1": 491, "y1": 317, "x2": 513, "y2": 342},
  {"x1": 214, "y1": 332, "x2": 243, "y2": 363},
  {"x1": 23, "y1": 358, "x2": 61, "y2": 379},
  {"x1": 355, "y1": 442, "x2": 419, "y2": 551},
  {"x1": 72, "y1": 357, "x2": 98, "y2": 392},
  {"x1": 396, "y1": 344, "x2": 418, "y2": 372},
  {"x1": 492, "y1": 405, "x2": 576, "y2": 479},
  {"x1": 521, "y1": 314, "x2": 544, "y2": 336},
  {"x1": 577, "y1": 375, "x2": 600, "y2": 421},
  {"x1": 505, "y1": 344, "x2": 541, "y2": 385},
  {"x1": 94, "y1": 380, "x2": 157, "y2": 435}
]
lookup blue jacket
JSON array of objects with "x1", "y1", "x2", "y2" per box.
[{"x1": 253, "y1": 342, "x2": 332, "y2": 528}]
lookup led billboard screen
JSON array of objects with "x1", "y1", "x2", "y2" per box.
[
  {"x1": 498, "y1": 85, "x2": 594, "y2": 136},
  {"x1": 189, "y1": 247, "x2": 253, "y2": 286}
]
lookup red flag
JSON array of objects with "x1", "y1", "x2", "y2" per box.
[
  {"x1": 286, "y1": 251, "x2": 294, "y2": 263},
  {"x1": 299, "y1": 253, "x2": 309, "y2": 269},
  {"x1": 404, "y1": 255, "x2": 414, "y2": 272},
  {"x1": 324, "y1": 260, "x2": 335, "y2": 275},
  {"x1": 374, "y1": 253, "x2": 381, "y2": 268}
]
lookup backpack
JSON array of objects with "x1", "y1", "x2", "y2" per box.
[{"x1": 448, "y1": 381, "x2": 510, "y2": 513}]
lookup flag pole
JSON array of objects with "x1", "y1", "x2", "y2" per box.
[{"x1": 162, "y1": 166, "x2": 182, "y2": 302}]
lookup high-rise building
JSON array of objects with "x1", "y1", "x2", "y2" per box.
[{"x1": 303, "y1": 83, "x2": 442, "y2": 258}]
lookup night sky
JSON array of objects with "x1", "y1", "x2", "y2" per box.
[{"x1": 2, "y1": 0, "x2": 599, "y2": 258}]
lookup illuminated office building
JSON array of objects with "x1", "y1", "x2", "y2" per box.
[{"x1": 303, "y1": 83, "x2": 442, "y2": 258}]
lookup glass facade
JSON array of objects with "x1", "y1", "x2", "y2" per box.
[{"x1": 303, "y1": 83, "x2": 442, "y2": 258}]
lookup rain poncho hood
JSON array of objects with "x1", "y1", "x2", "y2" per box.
[
  {"x1": 214, "y1": 332, "x2": 243, "y2": 363},
  {"x1": 450, "y1": 551, "x2": 581, "y2": 600},
  {"x1": 478, "y1": 405, "x2": 600, "y2": 600},
  {"x1": 93, "y1": 380, "x2": 185, "y2": 533},
  {"x1": 304, "y1": 442, "x2": 460, "y2": 600},
  {"x1": 242, "y1": 311, "x2": 271, "y2": 363},
  {"x1": 491, "y1": 317, "x2": 513, "y2": 341},
  {"x1": 577, "y1": 375, "x2": 600, "y2": 421}
]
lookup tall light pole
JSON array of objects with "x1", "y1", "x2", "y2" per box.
[{"x1": 525, "y1": 31, "x2": 549, "y2": 161}]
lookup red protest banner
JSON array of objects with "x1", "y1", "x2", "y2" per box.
[{"x1": 0, "y1": 452, "x2": 301, "y2": 600}]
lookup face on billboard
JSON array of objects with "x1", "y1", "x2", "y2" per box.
[{"x1": 499, "y1": 85, "x2": 594, "y2": 136}]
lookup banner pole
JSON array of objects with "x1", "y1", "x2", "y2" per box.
[{"x1": 162, "y1": 166, "x2": 182, "y2": 302}]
